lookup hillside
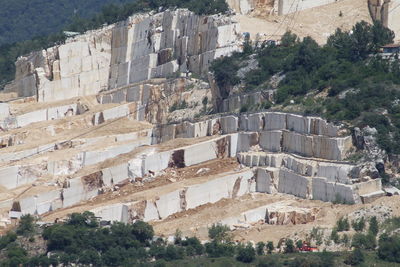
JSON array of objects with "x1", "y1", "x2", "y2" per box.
[{"x1": 0, "y1": 0, "x2": 133, "y2": 45}]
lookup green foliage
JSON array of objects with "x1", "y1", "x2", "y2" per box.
[
  {"x1": 0, "y1": 0, "x2": 133, "y2": 46},
  {"x1": 341, "y1": 234, "x2": 350, "y2": 246},
  {"x1": 16, "y1": 214, "x2": 35, "y2": 236},
  {"x1": 208, "y1": 224, "x2": 231, "y2": 243},
  {"x1": 344, "y1": 248, "x2": 365, "y2": 266},
  {"x1": 236, "y1": 243, "x2": 256, "y2": 263},
  {"x1": 378, "y1": 234, "x2": 400, "y2": 263},
  {"x1": 0, "y1": 232, "x2": 17, "y2": 250},
  {"x1": 336, "y1": 217, "x2": 350, "y2": 232},
  {"x1": 205, "y1": 240, "x2": 235, "y2": 258},
  {"x1": 181, "y1": 237, "x2": 204, "y2": 256},
  {"x1": 210, "y1": 52, "x2": 242, "y2": 91},
  {"x1": 352, "y1": 218, "x2": 366, "y2": 232},
  {"x1": 284, "y1": 239, "x2": 295, "y2": 253},
  {"x1": 330, "y1": 228, "x2": 340, "y2": 244},
  {"x1": 351, "y1": 233, "x2": 376, "y2": 250},
  {"x1": 40, "y1": 212, "x2": 155, "y2": 264},
  {"x1": 3, "y1": 243, "x2": 29, "y2": 266},
  {"x1": 280, "y1": 31, "x2": 299, "y2": 47},
  {"x1": 310, "y1": 227, "x2": 324, "y2": 246},
  {"x1": 256, "y1": 242, "x2": 265, "y2": 255},
  {"x1": 257, "y1": 256, "x2": 282, "y2": 267},
  {"x1": 169, "y1": 100, "x2": 188, "y2": 112},
  {"x1": 266, "y1": 241, "x2": 274, "y2": 254},
  {"x1": 296, "y1": 240, "x2": 303, "y2": 249},
  {"x1": 369, "y1": 217, "x2": 379, "y2": 236}
]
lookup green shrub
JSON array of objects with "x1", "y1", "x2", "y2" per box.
[
  {"x1": 378, "y1": 234, "x2": 400, "y2": 263},
  {"x1": 369, "y1": 216, "x2": 379, "y2": 236},
  {"x1": 256, "y1": 242, "x2": 265, "y2": 255},
  {"x1": 344, "y1": 248, "x2": 364, "y2": 266},
  {"x1": 336, "y1": 217, "x2": 350, "y2": 232},
  {"x1": 236, "y1": 243, "x2": 256, "y2": 263},
  {"x1": 16, "y1": 214, "x2": 35, "y2": 236},
  {"x1": 352, "y1": 218, "x2": 366, "y2": 232},
  {"x1": 351, "y1": 233, "x2": 376, "y2": 250},
  {"x1": 208, "y1": 224, "x2": 231, "y2": 243},
  {"x1": 266, "y1": 241, "x2": 274, "y2": 254},
  {"x1": 284, "y1": 239, "x2": 295, "y2": 253}
]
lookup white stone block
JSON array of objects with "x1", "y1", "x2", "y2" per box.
[
  {"x1": 155, "y1": 190, "x2": 182, "y2": 219},
  {"x1": 220, "y1": 116, "x2": 238, "y2": 134},
  {"x1": 278, "y1": 169, "x2": 310, "y2": 198},
  {"x1": 144, "y1": 201, "x2": 160, "y2": 222},
  {"x1": 0, "y1": 166, "x2": 19, "y2": 189},
  {"x1": 259, "y1": 131, "x2": 282, "y2": 152},
  {"x1": 264, "y1": 112, "x2": 287, "y2": 131},
  {"x1": 16, "y1": 109, "x2": 47, "y2": 128},
  {"x1": 243, "y1": 206, "x2": 268, "y2": 223},
  {"x1": 102, "y1": 163, "x2": 129, "y2": 186}
]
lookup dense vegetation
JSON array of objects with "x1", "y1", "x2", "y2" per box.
[
  {"x1": 0, "y1": 0, "x2": 228, "y2": 89},
  {"x1": 0, "y1": 0, "x2": 133, "y2": 46},
  {"x1": 211, "y1": 21, "x2": 400, "y2": 154},
  {"x1": 1, "y1": 212, "x2": 400, "y2": 266}
]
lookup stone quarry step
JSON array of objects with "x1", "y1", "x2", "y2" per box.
[
  {"x1": 5, "y1": 135, "x2": 237, "y2": 219},
  {"x1": 90, "y1": 169, "x2": 255, "y2": 223}
]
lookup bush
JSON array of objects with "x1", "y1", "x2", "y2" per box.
[
  {"x1": 266, "y1": 241, "x2": 274, "y2": 254},
  {"x1": 0, "y1": 232, "x2": 17, "y2": 250},
  {"x1": 181, "y1": 236, "x2": 204, "y2": 256},
  {"x1": 344, "y1": 248, "x2": 365, "y2": 266},
  {"x1": 16, "y1": 214, "x2": 35, "y2": 236},
  {"x1": 205, "y1": 240, "x2": 235, "y2": 258},
  {"x1": 352, "y1": 218, "x2": 366, "y2": 232},
  {"x1": 369, "y1": 216, "x2": 379, "y2": 236},
  {"x1": 351, "y1": 233, "x2": 376, "y2": 250},
  {"x1": 256, "y1": 242, "x2": 265, "y2": 255},
  {"x1": 284, "y1": 239, "x2": 296, "y2": 253},
  {"x1": 330, "y1": 228, "x2": 340, "y2": 244},
  {"x1": 236, "y1": 243, "x2": 256, "y2": 263},
  {"x1": 378, "y1": 234, "x2": 400, "y2": 263},
  {"x1": 336, "y1": 217, "x2": 350, "y2": 232},
  {"x1": 208, "y1": 224, "x2": 231, "y2": 243}
]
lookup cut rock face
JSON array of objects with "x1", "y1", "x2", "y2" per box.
[{"x1": 5, "y1": 9, "x2": 241, "y2": 102}]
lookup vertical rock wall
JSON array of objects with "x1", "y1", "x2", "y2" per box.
[{"x1": 6, "y1": 9, "x2": 241, "y2": 102}]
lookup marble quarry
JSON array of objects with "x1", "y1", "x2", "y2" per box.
[
  {"x1": 4, "y1": 9, "x2": 241, "y2": 102},
  {"x1": 0, "y1": 106, "x2": 383, "y2": 225},
  {"x1": 0, "y1": 7, "x2": 386, "y2": 231}
]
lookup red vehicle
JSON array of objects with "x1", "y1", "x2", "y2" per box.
[{"x1": 299, "y1": 243, "x2": 319, "y2": 252}]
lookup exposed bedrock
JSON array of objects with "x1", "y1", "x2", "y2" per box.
[{"x1": 5, "y1": 9, "x2": 241, "y2": 102}]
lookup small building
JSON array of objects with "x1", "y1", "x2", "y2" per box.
[{"x1": 381, "y1": 43, "x2": 400, "y2": 54}]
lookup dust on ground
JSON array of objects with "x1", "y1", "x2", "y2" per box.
[{"x1": 238, "y1": 0, "x2": 372, "y2": 44}]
